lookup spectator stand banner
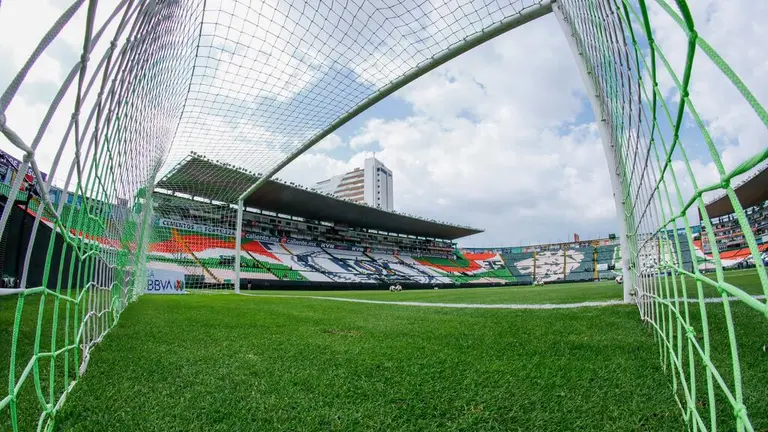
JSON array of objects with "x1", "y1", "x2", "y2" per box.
[
  {"x1": 331, "y1": 244, "x2": 365, "y2": 252},
  {"x1": 0, "y1": 148, "x2": 48, "y2": 196},
  {"x1": 244, "y1": 233, "x2": 281, "y2": 243},
  {"x1": 417, "y1": 251, "x2": 454, "y2": 259},
  {"x1": 461, "y1": 247, "x2": 505, "y2": 254},
  {"x1": 157, "y1": 218, "x2": 236, "y2": 237},
  {"x1": 369, "y1": 247, "x2": 395, "y2": 255},
  {"x1": 145, "y1": 267, "x2": 187, "y2": 294}
]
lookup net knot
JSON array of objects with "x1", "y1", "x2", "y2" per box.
[
  {"x1": 685, "y1": 326, "x2": 696, "y2": 339},
  {"x1": 720, "y1": 178, "x2": 730, "y2": 190},
  {"x1": 22, "y1": 151, "x2": 34, "y2": 163},
  {"x1": 734, "y1": 403, "x2": 747, "y2": 419}
]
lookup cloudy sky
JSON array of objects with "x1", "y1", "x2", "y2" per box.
[{"x1": 1, "y1": 0, "x2": 766, "y2": 248}]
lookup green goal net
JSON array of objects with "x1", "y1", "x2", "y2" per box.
[{"x1": 0, "y1": 0, "x2": 766, "y2": 431}]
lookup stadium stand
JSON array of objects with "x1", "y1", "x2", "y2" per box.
[
  {"x1": 499, "y1": 251, "x2": 535, "y2": 284},
  {"x1": 144, "y1": 223, "x2": 471, "y2": 287},
  {"x1": 147, "y1": 214, "x2": 483, "y2": 287},
  {"x1": 695, "y1": 202, "x2": 768, "y2": 269},
  {"x1": 0, "y1": 186, "x2": 740, "y2": 292},
  {"x1": 484, "y1": 239, "x2": 625, "y2": 284},
  {"x1": 5, "y1": 151, "x2": 758, "y2": 291},
  {"x1": 412, "y1": 252, "x2": 516, "y2": 284},
  {"x1": 0, "y1": 179, "x2": 706, "y2": 291},
  {"x1": 564, "y1": 246, "x2": 593, "y2": 282},
  {"x1": 696, "y1": 164, "x2": 768, "y2": 269}
]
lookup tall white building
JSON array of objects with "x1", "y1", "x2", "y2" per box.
[{"x1": 314, "y1": 156, "x2": 394, "y2": 211}]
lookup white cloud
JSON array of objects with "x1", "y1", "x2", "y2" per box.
[
  {"x1": 0, "y1": 0, "x2": 82, "y2": 177},
  {"x1": 280, "y1": 152, "x2": 357, "y2": 184},
  {"x1": 313, "y1": 133, "x2": 345, "y2": 151},
  {"x1": 350, "y1": 0, "x2": 545, "y2": 88}
]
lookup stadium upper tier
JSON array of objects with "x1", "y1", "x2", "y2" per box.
[
  {"x1": 155, "y1": 154, "x2": 482, "y2": 240},
  {"x1": 702, "y1": 163, "x2": 768, "y2": 219},
  {"x1": 698, "y1": 164, "x2": 768, "y2": 267},
  {"x1": 152, "y1": 193, "x2": 457, "y2": 257}
]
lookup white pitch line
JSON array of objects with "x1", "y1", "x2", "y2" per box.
[
  {"x1": 238, "y1": 293, "x2": 627, "y2": 309},
  {"x1": 190, "y1": 289, "x2": 236, "y2": 295}
]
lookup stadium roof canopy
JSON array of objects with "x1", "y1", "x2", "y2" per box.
[
  {"x1": 703, "y1": 164, "x2": 768, "y2": 219},
  {"x1": 155, "y1": 155, "x2": 483, "y2": 240}
]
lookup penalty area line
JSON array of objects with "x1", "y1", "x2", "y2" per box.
[{"x1": 238, "y1": 293, "x2": 628, "y2": 309}]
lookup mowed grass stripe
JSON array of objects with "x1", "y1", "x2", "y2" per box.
[{"x1": 55, "y1": 294, "x2": 686, "y2": 431}]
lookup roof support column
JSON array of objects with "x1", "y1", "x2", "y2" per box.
[{"x1": 234, "y1": 199, "x2": 243, "y2": 294}]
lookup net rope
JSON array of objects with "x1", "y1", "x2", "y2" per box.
[
  {"x1": 0, "y1": 0, "x2": 766, "y2": 430},
  {"x1": 0, "y1": 1, "x2": 201, "y2": 430},
  {"x1": 557, "y1": 1, "x2": 767, "y2": 430}
]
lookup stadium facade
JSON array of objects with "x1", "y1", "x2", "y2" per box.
[
  {"x1": 313, "y1": 156, "x2": 394, "y2": 211},
  {"x1": 697, "y1": 164, "x2": 768, "y2": 268}
]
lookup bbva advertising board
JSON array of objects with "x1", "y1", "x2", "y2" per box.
[{"x1": 146, "y1": 267, "x2": 187, "y2": 295}]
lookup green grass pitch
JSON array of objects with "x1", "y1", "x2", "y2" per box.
[{"x1": 2, "y1": 271, "x2": 766, "y2": 431}]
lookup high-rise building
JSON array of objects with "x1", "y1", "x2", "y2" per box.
[{"x1": 313, "y1": 156, "x2": 394, "y2": 211}]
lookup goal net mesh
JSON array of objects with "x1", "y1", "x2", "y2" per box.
[
  {"x1": 557, "y1": 1, "x2": 767, "y2": 430},
  {"x1": 0, "y1": 0, "x2": 765, "y2": 430}
]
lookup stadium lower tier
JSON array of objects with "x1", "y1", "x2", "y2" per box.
[
  {"x1": 143, "y1": 230, "x2": 638, "y2": 288},
  {"x1": 143, "y1": 235, "x2": 768, "y2": 288},
  {"x1": 144, "y1": 227, "x2": 530, "y2": 287},
  {"x1": 147, "y1": 229, "x2": 464, "y2": 287}
]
